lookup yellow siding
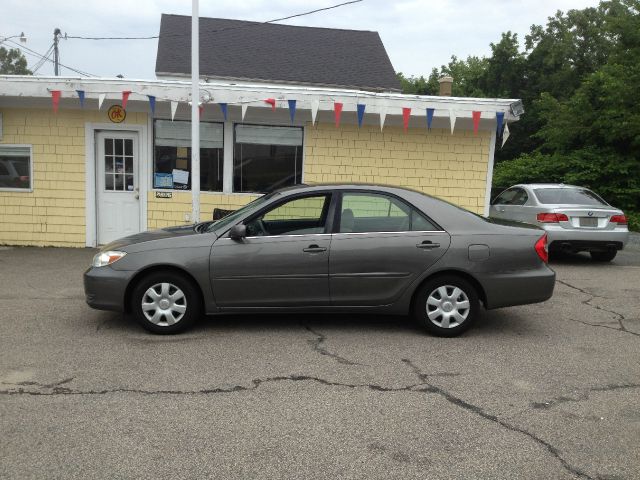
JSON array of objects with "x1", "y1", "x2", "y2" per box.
[
  {"x1": 0, "y1": 108, "x2": 147, "y2": 247},
  {"x1": 303, "y1": 123, "x2": 491, "y2": 214}
]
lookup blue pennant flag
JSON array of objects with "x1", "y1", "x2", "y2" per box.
[
  {"x1": 219, "y1": 103, "x2": 228, "y2": 121},
  {"x1": 496, "y1": 112, "x2": 505, "y2": 135},
  {"x1": 147, "y1": 95, "x2": 156, "y2": 115},
  {"x1": 288, "y1": 100, "x2": 297, "y2": 123},
  {"x1": 357, "y1": 104, "x2": 366, "y2": 128},
  {"x1": 76, "y1": 90, "x2": 85, "y2": 108},
  {"x1": 426, "y1": 108, "x2": 435, "y2": 130}
]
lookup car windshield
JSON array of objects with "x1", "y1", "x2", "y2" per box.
[
  {"x1": 204, "y1": 192, "x2": 277, "y2": 233},
  {"x1": 533, "y1": 188, "x2": 608, "y2": 206}
]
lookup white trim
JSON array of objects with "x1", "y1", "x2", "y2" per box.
[
  {"x1": 483, "y1": 129, "x2": 498, "y2": 217},
  {"x1": 301, "y1": 125, "x2": 307, "y2": 184},
  {"x1": 84, "y1": 122, "x2": 148, "y2": 247},
  {"x1": 0, "y1": 144, "x2": 33, "y2": 192},
  {"x1": 223, "y1": 120, "x2": 233, "y2": 193}
]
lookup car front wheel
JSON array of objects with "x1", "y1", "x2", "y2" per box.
[
  {"x1": 413, "y1": 275, "x2": 480, "y2": 337},
  {"x1": 131, "y1": 271, "x2": 201, "y2": 334}
]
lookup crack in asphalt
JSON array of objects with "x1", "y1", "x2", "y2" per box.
[
  {"x1": 532, "y1": 383, "x2": 640, "y2": 410},
  {"x1": 401, "y1": 359, "x2": 594, "y2": 480},
  {"x1": 556, "y1": 280, "x2": 639, "y2": 337},
  {"x1": 303, "y1": 325, "x2": 364, "y2": 366}
]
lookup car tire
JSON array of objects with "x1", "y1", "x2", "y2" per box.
[
  {"x1": 590, "y1": 250, "x2": 617, "y2": 262},
  {"x1": 131, "y1": 271, "x2": 201, "y2": 334},
  {"x1": 413, "y1": 275, "x2": 480, "y2": 337}
]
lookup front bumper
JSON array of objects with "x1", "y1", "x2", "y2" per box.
[
  {"x1": 83, "y1": 266, "x2": 134, "y2": 312},
  {"x1": 543, "y1": 226, "x2": 628, "y2": 252}
]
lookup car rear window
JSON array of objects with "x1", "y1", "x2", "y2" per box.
[{"x1": 533, "y1": 188, "x2": 607, "y2": 206}]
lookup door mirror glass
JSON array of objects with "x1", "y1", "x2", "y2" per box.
[{"x1": 229, "y1": 224, "x2": 247, "y2": 240}]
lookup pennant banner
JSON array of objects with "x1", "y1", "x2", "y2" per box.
[
  {"x1": 334, "y1": 102, "x2": 343, "y2": 128},
  {"x1": 357, "y1": 104, "x2": 366, "y2": 128},
  {"x1": 311, "y1": 99, "x2": 320, "y2": 126},
  {"x1": 379, "y1": 105, "x2": 387, "y2": 131},
  {"x1": 241, "y1": 103, "x2": 248, "y2": 122},
  {"x1": 219, "y1": 102, "x2": 228, "y2": 121},
  {"x1": 170, "y1": 101, "x2": 178, "y2": 121},
  {"x1": 502, "y1": 121, "x2": 510, "y2": 148},
  {"x1": 122, "y1": 90, "x2": 131, "y2": 110},
  {"x1": 449, "y1": 110, "x2": 457, "y2": 134},
  {"x1": 426, "y1": 108, "x2": 435, "y2": 130},
  {"x1": 472, "y1": 111, "x2": 481, "y2": 135},
  {"x1": 264, "y1": 98, "x2": 276, "y2": 111},
  {"x1": 76, "y1": 90, "x2": 85, "y2": 108},
  {"x1": 147, "y1": 95, "x2": 156, "y2": 115},
  {"x1": 496, "y1": 111, "x2": 504, "y2": 135},
  {"x1": 402, "y1": 107, "x2": 411, "y2": 132},
  {"x1": 51, "y1": 90, "x2": 61, "y2": 114},
  {"x1": 198, "y1": 104, "x2": 204, "y2": 118},
  {"x1": 288, "y1": 100, "x2": 296, "y2": 124},
  {"x1": 98, "y1": 93, "x2": 106, "y2": 110}
]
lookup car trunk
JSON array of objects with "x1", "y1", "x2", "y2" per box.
[{"x1": 550, "y1": 206, "x2": 621, "y2": 230}]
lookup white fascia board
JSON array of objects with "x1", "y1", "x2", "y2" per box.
[{"x1": 0, "y1": 75, "x2": 522, "y2": 122}]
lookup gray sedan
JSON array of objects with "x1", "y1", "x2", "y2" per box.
[
  {"x1": 490, "y1": 184, "x2": 629, "y2": 261},
  {"x1": 84, "y1": 184, "x2": 555, "y2": 336}
]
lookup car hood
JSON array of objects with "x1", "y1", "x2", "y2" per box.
[{"x1": 102, "y1": 225, "x2": 200, "y2": 251}]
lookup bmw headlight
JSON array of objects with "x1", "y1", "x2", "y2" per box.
[{"x1": 92, "y1": 251, "x2": 127, "y2": 268}]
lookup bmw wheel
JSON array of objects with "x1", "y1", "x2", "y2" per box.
[
  {"x1": 414, "y1": 275, "x2": 480, "y2": 337},
  {"x1": 131, "y1": 271, "x2": 201, "y2": 334}
]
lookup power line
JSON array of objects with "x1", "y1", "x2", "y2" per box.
[
  {"x1": 31, "y1": 43, "x2": 55, "y2": 73},
  {"x1": 66, "y1": 0, "x2": 363, "y2": 41},
  {"x1": 5, "y1": 39, "x2": 96, "y2": 77}
]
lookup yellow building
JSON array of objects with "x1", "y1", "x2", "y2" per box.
[{"x1": 0, "y1": 75, "x2": 520, "y2": 247}]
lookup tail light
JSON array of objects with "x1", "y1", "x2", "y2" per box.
[
  {"x1": 537, "y1": 213, "x2": 569, "y2": 223},
  {"x1": 610, "y1": 214, "x2": 627, "y2": 225},
  {"x1": 535, "y1": 234, "x2": 549, "y2": 263}
]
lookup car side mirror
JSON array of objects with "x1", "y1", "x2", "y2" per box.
[{"x1": 229, "y1": 224, "x2": 247, "y2": 240}]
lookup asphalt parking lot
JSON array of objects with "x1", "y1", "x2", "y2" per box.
[{"x1": 1, "y1": 239, "x2": 639, "y2": 479}]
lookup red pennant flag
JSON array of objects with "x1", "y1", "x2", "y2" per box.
[
  {"x1": 51, "y1": 90, "x2": 61, "y2": 114},
  {"x1": 402, "y1": 107, "x2": 411, "y2": 132},
  {"x1": 472, "y1": 111, "x2": 482, "y2": 135},
  {"x1": 122, "y1": 90, "x2": 131, "y2": 109},
  {"x1": 334, "y1": 102, "x2": 343, "y2": 128},
  {"x1": 264, "y1": 98, "x2": 276, "y2": 111},
  {"x1": 198, "y1": 105, "x2": 204, "y2": 118}
]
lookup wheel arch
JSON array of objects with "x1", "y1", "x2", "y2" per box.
[{"x1": 410, "y1": 269, "x2": 488, "y2": 312}]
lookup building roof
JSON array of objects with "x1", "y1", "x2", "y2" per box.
[{"x1": 155, "y1": 14, "x2": 402, "y2": 92}]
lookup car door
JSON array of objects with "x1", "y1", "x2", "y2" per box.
[
  {"x1": 211, "y1": 193, "x2": 333, "y2": 308},
  {"x1": 329, "y1": 191, "x2": 450, "y2": 306},
  {"x1": 490, "y1": 187, "x2": 528, "y2": 222}
]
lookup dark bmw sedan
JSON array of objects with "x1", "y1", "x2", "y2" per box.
[{"x1": 84, "y1": 184, "x2": 555, "y2": 336}]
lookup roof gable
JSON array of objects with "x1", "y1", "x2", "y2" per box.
[{"x1": 155, "y1": 14, "x2": 401, "y2": 92}]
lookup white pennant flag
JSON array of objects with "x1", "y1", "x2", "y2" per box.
[
  {"x1": 241, "y1": 103, "x2": 248, "y2": 122},
  {"x1": 379, "y1": 105, "x2": 387, "y2": 131},
  {"x1": 310, "y1": 99, "x2": 320, "y2": 125},
  {"x1": 449, "y1": 109, "x2": 457, "y2": 134},
  {"x1": 502, "y1": 121, "x2": 510, "y2": 147},
  {"x1": 98, "y1": 94, "x2": 106, "y2": 110},
  {"x1": 170, "y1": 101, "x2": 178, "y2": 121}
]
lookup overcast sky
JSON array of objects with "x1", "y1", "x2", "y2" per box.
[{"x1": 2, "y1": 0, "x2": 601, "y2": 80}]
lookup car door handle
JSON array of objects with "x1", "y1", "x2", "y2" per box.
[
  {"x1": 416, "y1": 241, "x2": 440, "y2": 249},
  {"x1": 303, "y1": 244, "x2": 327, "y2": 253}
]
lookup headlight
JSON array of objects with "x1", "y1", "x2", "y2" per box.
[{"x1": 92, "y1": 251, "x2": 127, "y2": 267}]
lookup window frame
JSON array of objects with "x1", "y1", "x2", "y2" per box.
[
  {"x1": 232, "y1": 123, "x2": 304, "y2": 194},
  {"x1": 152, "y1": 119, "x2": 225, "y2": 193},
  {"x1": 332, "y1": 190, "x2": 444, "y2": 234},
  {"x1": 0, "y1": 144, "x2": 33, "y2": 193}
]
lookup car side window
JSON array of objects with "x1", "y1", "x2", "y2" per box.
[
  {"x1": 245, "y1": 195, "x2": 329, "y2": 237},
  {"x1": 511, "y1": 188, "x2": 529, "y2": 206},
  {"x1": 492, "y1": 189, "x2": 517, "y2": 205},
  {"x1": 339, "y1": 193, "x2": 436, "y2": 233}
]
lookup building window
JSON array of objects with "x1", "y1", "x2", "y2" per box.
[
  {"x1": 0, "y1": 145, "x2": 31, "y2": 191},
  {"x1": 233, "y1": 124, "x2": 303, "y2": 193},
  {"x1": 153, "y1": 120, "x2": 223, "y2": 191}
]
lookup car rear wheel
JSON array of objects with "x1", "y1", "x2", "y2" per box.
[
  {"x1": 413, "y1": 275, "x2": 480, "y2": 337},
  {"x1": 131, "y1": 271, "x2": 201, "y2": 334},
  {"x1": 590, "y1": 250, "x2": 617, "y2": 262}
]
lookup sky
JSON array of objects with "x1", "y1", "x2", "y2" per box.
[{"x1": 1, "y1": 0, "x2": 602, "y2": 80}]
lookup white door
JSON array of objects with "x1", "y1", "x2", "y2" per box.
[{"x1": 96, "y1": 131, "x2": 141, "y2": 244}]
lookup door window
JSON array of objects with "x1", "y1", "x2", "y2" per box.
[
  {"x1": 245, "y1": 195, "x2": 330, "y2": 236},
  {"x1": 104, "y1": 138, "x2": 134, "y2": 192},
  {"x1": 492, "y1": 188, "x2": 528, "y2": 206},
  {"x1": 339, "y1": 193, "x2": 437, "y2": 233}
]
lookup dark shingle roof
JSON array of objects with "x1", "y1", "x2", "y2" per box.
[{"x1": 155, "y1": 14, "x2": 401, "y2": 92}]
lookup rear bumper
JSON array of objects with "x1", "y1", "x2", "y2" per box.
[
  {"x1": 481, "y1": 265, "x2": 556, "y2": 310},
  {"x1": 83, "y1": 266, "x2": 133, "y2": 312},
  {"x1": 543, "y1": 226, "x2": 628, "y2": 251}
]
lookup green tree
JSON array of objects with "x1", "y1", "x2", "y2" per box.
[{"x1": 0, "y1": 47, "x2": 32, "y2": 74}]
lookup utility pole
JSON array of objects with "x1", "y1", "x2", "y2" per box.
[
  {"x1": 191, "y1": 0, "x2": 200, "y2": 223},
  {"x1": 53, "y1": 28, "x2": 61, "y2": 76}
]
